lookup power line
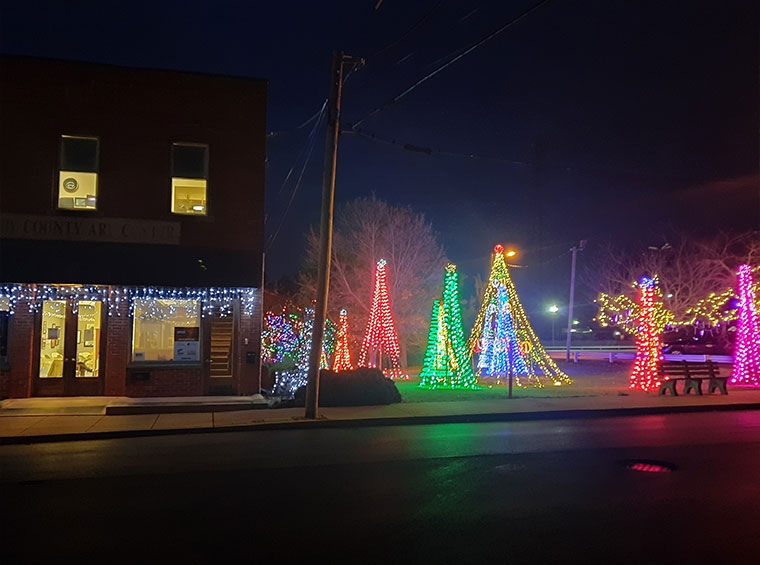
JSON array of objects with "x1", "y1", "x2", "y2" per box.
[
  {"x1": 266, "y1": 101, "x2": 327, "y2": 251},
  {"x1": 267, "y1": 99, "x2": 328, "y2": 138},
  {"x1": 368, "y1": 0, "x2": 446, "y2": 60},
  {"x1": 351, "y1": 0, "x2": 551, "y2": 128},
  {"x1": 346, "y1": 126, "x2": 708, "y2": 184}
]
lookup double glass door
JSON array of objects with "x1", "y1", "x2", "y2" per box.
[{"x1": 36, "y1": 299, "x2": 104, "y2": 396}]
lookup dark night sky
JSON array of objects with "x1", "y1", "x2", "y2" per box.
[{"x1": 2, "y1": 0, "x2": 758, "y2": 327}]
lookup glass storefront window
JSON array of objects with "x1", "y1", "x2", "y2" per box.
[
  {"x1": 76, "y1": 301, "x2": 101, "y2": 377},
  {"x1": 132, "y1": 299, "x2": 201, "y2": 362},
  {"x1": 39, "y1": 300, "x2": 67, "y2": 378}
]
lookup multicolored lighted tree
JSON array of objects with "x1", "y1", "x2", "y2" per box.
[
  {"x1": 629, "y1": 276, "x2": 663, "y2": 391},
  {"x1": 731, "y1": 264, "x2": 760, "y2": 386},
  {"x1": 269, "y1": 308, "x2": 336, "y2": 396},
  {"x1": 359, "y1": 259, "x2": 404, "y2": 378},
  {"x1": 476, "y1": 282, "x2": 529, "y2": 383},
  {"x1": 420, "y1": 263, "x2": 476, "y2": 388},
  {"x1": 467, "y1": 244, "x2": 571, "y2": 387},
  {"x1": 332, "y1": 309, "x2": 354, "y2": 372}
]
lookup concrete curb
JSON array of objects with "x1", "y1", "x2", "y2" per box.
[
  {"x1": 2, "y1": 400, "x2": 760, "y2": 446},
  {"x1": 104, "y1": 402, "x2": 268, "y2": 415}
]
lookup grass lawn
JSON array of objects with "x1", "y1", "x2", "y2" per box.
[{"x1": 397, "y1": 359, "x2": 634, "y2": 403}]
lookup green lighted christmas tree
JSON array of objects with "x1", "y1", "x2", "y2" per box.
[
  {"x1": 420, "y1": 263, "x2": 476, "y2": 388},
  {"x1": 468, "y1": 244, "x2": 571, "y2": 387}
]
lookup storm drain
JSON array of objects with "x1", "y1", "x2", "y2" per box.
[{"x1": 622, "y1": 459, "x2": 677, "y2": 473}]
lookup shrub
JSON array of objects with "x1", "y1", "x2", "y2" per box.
[{"x1": 293, "y1": 368, "x2": 401, "y2": 407}]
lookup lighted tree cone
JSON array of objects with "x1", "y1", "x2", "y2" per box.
[
  {"x1": 629, "y1": 277, "x2": 663, "y2": 392},
  {"x1": 731, "y1": 264, "x2": 760, "y2": 386},
  {"x1": 467, "y1": 244, "x2": 571, "y2": 387},
  {"x1": 358, "y1": 259, "x2": 406, "y2": 379},
  {"x1": 419, "y1": 264, "x2": 476, "y2": 389},
  {"x1": 332, "y1": 309, "x2": 355, "y2": 372},
  {"x1": 476, "y1": 282, "x2": 530, "y2": 386}
]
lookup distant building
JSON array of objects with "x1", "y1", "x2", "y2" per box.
[{"x1": 0, "y1": 56, "x2": 267, "y2": 398}]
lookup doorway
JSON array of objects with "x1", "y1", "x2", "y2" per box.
[{"x1": 35, "y1": 299, "x2": 105, "y2": 396}]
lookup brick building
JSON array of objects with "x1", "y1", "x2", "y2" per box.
[{"x1": 0, "y1": 56, "x2": 267, "y2": 398}]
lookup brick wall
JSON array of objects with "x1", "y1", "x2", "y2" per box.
[
  {"x1": 237, "y1": 290, "x2": 262, "y2": 394},
  {"x1": 0, "y1": 300, "x2": 35, "y2": 398},
  {"x1": 104, "y1": 289, "x2": 129, "y2": 396},
  {"x1": 125, "y1": 366, "x2": 205, "y2": 397},
  {"x1": 0, "y1": 287, "x2": 262, "y2": 398}
]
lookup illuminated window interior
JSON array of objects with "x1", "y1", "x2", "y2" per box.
[
  {"x1": 171, "y1": 177, "x2": 207, "y2": 215},
  {"x1": 59, "y1": 135, "x2": 98, "y2": 211},
  {"x1": 39, "y1": 300, "x2": 67, "y2": 378},
  {"x1": 132, "y1": 299, "x2": 200, "y2": 362},
  {"x1": 171, "y1": 143, "x2": 208, "y2": 215},
  {"x1": 76, "y1": 301, "x2": 102, "y2": 378}
]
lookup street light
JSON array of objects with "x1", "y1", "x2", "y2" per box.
[
  {"x1": 548, "y1": 304, "x2": 559, "y2": 345},
  {"x1": 505, "y1": 249, "x2": 517, "y2": 258}
]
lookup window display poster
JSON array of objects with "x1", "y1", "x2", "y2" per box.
[{"x1": 174, "y1": 326, "x2": 200, "y2": 361}]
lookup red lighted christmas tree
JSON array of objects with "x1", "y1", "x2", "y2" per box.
[
  {"x1": 730, "y1": 264, "x2": 760, "y2": 386},
  {"x1": 332, "y1": 309, "x2": 354, "y2": 372},
  {"x1": 359, "y1": 259, "x2": 404, "y2": 378},
  {"x1": 629, "y1": 276, "x2": 663, "y2": 391}
]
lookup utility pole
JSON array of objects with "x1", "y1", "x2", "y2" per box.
[
  {"x1": 565, "y1": 240, "x2": 586, "y2": 362},
  {"x1": 305, "y1": 52, "x2": 363, "y2": 420}
]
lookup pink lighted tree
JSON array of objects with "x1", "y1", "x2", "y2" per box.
[{"x1": 730, "y1": 264, "x2": 760, "y2": 386}]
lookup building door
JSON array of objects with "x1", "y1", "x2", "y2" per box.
[
  {"x1": 35, "y1": 299, "x2": 105, "y2": 396},
  {"x1": 205, "y1": 308, "x2": 237, "y2": 395}
]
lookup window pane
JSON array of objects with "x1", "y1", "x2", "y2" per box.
[
  {"x1": 58, "y1": 171, "x2": 98, "y2": 210},
  {"x1": 39, "y1": 300, "x2": 66, "y2": 378},
  {"x1": 61, "y1": 136, "x2": 98, "y2": 172},
  {"x1": 171, "y1": 178, "x2": 207, "y2": 215},
  {"x1": 76, "y1": 301, "x2": 101, "y2": 378},
  {"x1": 132, "y1": 299, "x2": 200, "y2": 362},
  {"x1": 172, "y1": 144, "x2": 207, "y2": 179}
]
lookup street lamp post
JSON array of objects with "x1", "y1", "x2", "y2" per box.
[
  {"x1": 565, "y1": 240, "x2": 586, "y2": 362},
  {"x1": 548, "y1": 304, "x2": 559, "y2": 346}
]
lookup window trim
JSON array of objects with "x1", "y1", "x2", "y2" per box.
[
  {"x1": 129, "y1": 298, "x2": 203, "y2": 365},
  {"x1": 57, "y1": 134, "x2": 100, "y2": 212},
  {"x1": 170, "y1": 142, "x2": 209, "y2": 216}
]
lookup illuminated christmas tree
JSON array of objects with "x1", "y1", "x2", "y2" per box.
[
  {"x1": 359, "y1": 259, "x2": 405, "y2": 378},
  {"x1": 629, "y1": 276, "x2": 663, "y2": 391},
  {"x1": 420, "y1": 263, "x2": 476, "y2": 388},
  {"x1": 468, "y1": 244, "x2": 570, "y2": 387},
  {"x1": 332, "y1": 308, "x2": 354, "y2": 372},
  {"x1": 731, "y1": 264, "x2": 760, "y2": 386},
  {"x1": 271, "y1": 308, "x2": 336, "y2": 396},
  {"x1": 476, "y1": 281, "x2": 529, "y2": 384}
]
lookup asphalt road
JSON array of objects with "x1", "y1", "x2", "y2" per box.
[{"x1": 2, "y1": 411, "x2": 760, "y2": 564}]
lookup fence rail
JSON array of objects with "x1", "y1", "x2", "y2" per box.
[{"x1": 546, "y1": 349, "x2": 733, "y2": 365}]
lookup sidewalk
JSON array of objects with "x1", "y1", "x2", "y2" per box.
[{"x1": 2, "y1": 388, "x2": 760, "y2": 444}]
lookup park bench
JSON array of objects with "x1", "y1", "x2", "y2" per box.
[{"x1": 658, "y1": 360, "x2": 728, "y2": 396}]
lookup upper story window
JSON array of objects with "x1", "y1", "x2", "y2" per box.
[
  {"x1": 58, "y1": 135, "x2": 99, "y2": 211},
  {"x1": 171, "y1": 143, "x2": 208, "y2": 215}
]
